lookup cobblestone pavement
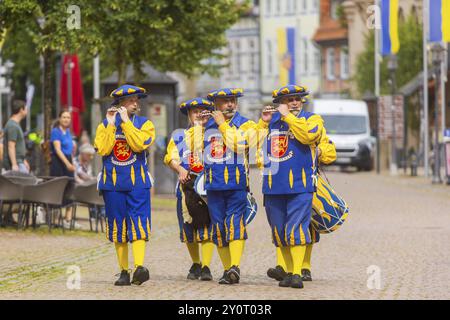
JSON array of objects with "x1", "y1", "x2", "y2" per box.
[{"x1": 1, "y1": 169, "x2": 450, "y2": 299}]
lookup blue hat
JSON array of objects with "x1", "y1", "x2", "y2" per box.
[
  {"x1": 179, "y1": 98, "x2": 214, "y2": 115},
  {"x1": 207, "y1": 88, "x2": 244, "y2": 101},
  {"x1": 272, "y1": 85, "x2": 309, "y2": 103},
  {"x1": 110, "y1": 84, "x2": 148, "y2": 104}
]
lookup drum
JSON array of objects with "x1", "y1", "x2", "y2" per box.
[
  {"x1": 311, "y1": 173, "x2": 349, "y2": 234},
  {"x1": 245, "y1": 192, "x2": 257, "y2": 225},
  {"x1": 195, "y1": 173, "x2": 257, "y2": 225},
  {"x1": 194, "y1": 173, "x2": 207, "y2": 199}
]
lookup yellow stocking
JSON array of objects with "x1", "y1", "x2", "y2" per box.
[
  {"x1": 279, "y1": 246, "x2": 293, "y2": 273},
  {"x1": 290, "y1": 245, "x2": 307, "y2": 276},
  {"x1": 131, "y1": 240, "x2": 146, "y2": 268},
  {"x1": 186, "y1": 242, "x2": 201, "y2": 264},
  {"x1": 302, "y1": 244, "x2": 313, "y2": 271},
  {"x1": 217, "y1": 246, "x2": 231, "y2": 270},
  {"x1": 229, "y1": 239, "x2": 245, "y2": 267},
  {"x1": 114, "y1": 242, "x2": 129, "y2": 271},
  {"x1": 201, "y1": 241, "x2": 214, "y2": 267},
  {"x1": 276, "y1": 247, "x2": 287, "y2": 271}
]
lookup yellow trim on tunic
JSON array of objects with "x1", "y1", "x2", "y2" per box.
[
  {"x1": 130, "y1": 166, "x2": 135, "y2": 185},
  {"x1": 302, "y1": 168, "x2": 306, "y2": 188},
  {"x1": 224, "y1": 166, "x2": 229, "y2": 184},
  {"x1": 274, "y1": 227, "x2": 282, "y2": 247},
  {"x1": 112, "y1": 219, "x2": 118, "y2": 242},
  {"x1": 229, "y1": 215, "x2": 235, "y2": 241},
  {"x1": 235, "y1": 167, "x2": 240, "y2": 185},
  {"x1": 216, "y1": 223, "x2": 223, "y2": 247},
  {"x1": 130, "y1": 219, "x2": 137, "y2": 241},
  {"x1": 121, "y1": 218, "x2": 127, "y2": 243},
  {"x1": 289, "y1": 169, "x2": 294, "y2": 189},
  {"x1": 141, "y1": 165, "x2": 146, "y2": 183},
  {"x1": 112, "y1": 167, "x2": 117, "y2": 186},
  {"x1": 299, "y1": 224, "x2": 306, "y2": 245},
  {"x1": 138, "y1": 216, "x2": 146, "y2": 240},
  {"x1": 239, "y1": 215, "x2": 245, "y2": 239}
]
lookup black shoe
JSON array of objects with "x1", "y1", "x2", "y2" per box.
[
  {"x1": 301, "y1": 269, "x2": 312, "y2": 282},
  {"x1": 227, "y1": 265, "x2": 240, "y2": 284},
  {"x1": 267, "y1": 265, "x2": 287, "y2": 281},
  {"x1": 131, "y1": 266, "x2": 150, "y2": 285},
  {"x1": 279, "y1": 273, "x2": 293, "y2": 287},
  {"x1": 114, "y1": 270, "x2": 131, "y2": 286},
  {"x1": 200, "y1": 266, "x2": 213, "y2": 281},
  {"x1": 187, "y1": 263, "x2": 202, "y2": 280},
  {"x1": 290, "y1": 274, "x2": 304, "y2": 289},
  {"x1": 218, "y1": 270, "x2": 232, "y2": 285}
]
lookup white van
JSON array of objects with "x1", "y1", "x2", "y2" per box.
[{"x1": 308, "y1": 99, "x2": 375, "y2": 171}]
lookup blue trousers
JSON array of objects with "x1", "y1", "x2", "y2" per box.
[
  {"x1": 264, "y1": 192, "x2": 315, "y2": 247},
  {"x1": 207, "y1": 190, "x2": 248, "y2": 247},
  {"x1": 103, "y1": 188, "x2": 151, "y2": 243}
]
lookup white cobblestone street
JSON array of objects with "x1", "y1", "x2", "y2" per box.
[{"x1": 1, "y1": 169, "x2": 450, "y2": 299}]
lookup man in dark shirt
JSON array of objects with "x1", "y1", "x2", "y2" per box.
[{"x1": 2, "y1": 100, "x2": 29, "y2": 173}]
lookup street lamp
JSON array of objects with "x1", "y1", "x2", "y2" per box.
[
  {"x1": 387, "y1": 54, "x2": 398, "y2": 175},
  {"x1": 431, "y1": 43, "x2": 445, "y2": 184}
]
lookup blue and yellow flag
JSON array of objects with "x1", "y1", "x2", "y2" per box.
[
  {"x1": 380, "y1": 0, "x2": 400, "y2": 56},
  {"x1": 429, "y1": 0, "x2": 450, "y2": 43},
  {"x1": 277, "y1": 27, "x2": 296, "y2": 86}
]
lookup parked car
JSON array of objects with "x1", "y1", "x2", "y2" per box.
[{"x1": 309, "y1": 99, "x2": 376, "y2": 171}]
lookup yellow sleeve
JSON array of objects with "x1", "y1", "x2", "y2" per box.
[
  {"x1": 317, "y1": 127, "x2": 337, "y2": 165},
  {"x1": 218, "y1": 119, "x2": 268, "y2": 154},
  {"x1": 94, "y1": 122, "x2": 116, "y2": 156},
  {"x1": 121, "y1": 120, "x2": 155, "y2": 153},
  {"x1": 185, "y1": 125, "x2": 205, "y2": 154},
  {"x1": 282, "y1": 113, "x2": 323, "y2": 145},
  {"x1": 163, "y1": 138, "x2": 180, "y2": 166}
]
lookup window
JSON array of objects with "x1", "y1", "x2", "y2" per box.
[
  {"x1": 326, "y1": 48, "x2": 336, "y2": 80},
  {"x1": 266, "y1": 0, "x2": 271, "y2": 16},
  {"x1": 235, "y1": 40, "x2": 241, "y2": 75},
  {"x1": 302, "y1": 39, "x2": 309, "y2": 75},
  {"x1": 276, "y1": 0, "x2": 281, "y2": 15},
  {"x1": 312, "y1": 0, "x2": 319, "y2": 12},
  {"x1": 340, "y1": 46, "x2": 349, "y2": 80},
  {"x1": 227, "y1": 44, "x2": 233, "y2": 75},
  {"x1": 266, "y1": 40, "x2": 273, "y2": 74},
  {"x1": 249, "y1": 39, "x2": 258, "y2": 73},
  {"x1": 286, "y1": 0, "x2": 292, "y2": 13},
  {"x1": 330, "y1": 0, "x2": 339, "y2": 20},
  {"x1": 303, "y1": 0, "x2": 307, "y2": 12},
  {"x1": 313, "y1": 44, "x2": 320, "y2": 74}
]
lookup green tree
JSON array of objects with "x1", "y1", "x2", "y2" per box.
[
  {"x1": 0, "y1": 0, "x2": 102, "y2": 153},
  {"x1": 96, "y1": 0, "x2": 246, "y2": 84},
  {"x1": 355, "y1": 14, "x2": 423, "y2": 97}
]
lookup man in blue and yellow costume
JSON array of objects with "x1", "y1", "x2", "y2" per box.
[
  {"x1": 262, "y1": 94, "x2": 336, "y2": 285},
  {"x1": 164, "y1": 98, "x2": 215, "y2": 281},
  {"x1": 258, "y1": 85, "x2": 335, "y2": 289},
  {"x1": 94, "y1": 84, "x2": 155, "y2": 286},
  {"x1": 203, "y1": 88, "x2": 270, "y2": 285}
]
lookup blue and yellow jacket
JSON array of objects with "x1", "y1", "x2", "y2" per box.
[
  {"x1": 203, "y1": 112, "x2": 267, "y2": 191},
  {"x1": 94, "y1": 114, "x2": 155, "y2": 191},
  {"x1": 260, "y1": 110, "x2": 328, "y2": 195}
]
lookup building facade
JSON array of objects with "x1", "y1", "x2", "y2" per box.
[
  {"x1": 260, "y1": 0, "x2": 321, "y2": 102},
  {"x1": 313, "y1": 0, "x2": 350, "y2": 98}
]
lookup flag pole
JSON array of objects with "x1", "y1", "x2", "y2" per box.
[
  {"x1": 423, "y1": 0, "x2": 429, "y2": 178},
  {"x1": 375, "y1": 0, "x2": 381, "y2": 174}
]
